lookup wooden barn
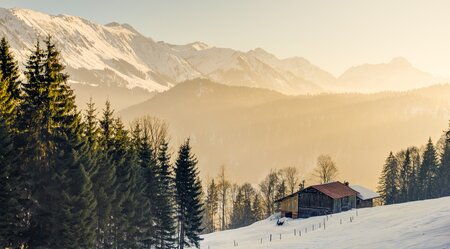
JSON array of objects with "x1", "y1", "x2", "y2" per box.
[
  {"x1": 350, "y1": 185, "x2": 380, "y2": 208},
  {"x1": 297, "y1": 181, "x2": 358, "y2": 218},
  {"x1": 275, "y1": 181, "x2": 360, "y2": 219}
]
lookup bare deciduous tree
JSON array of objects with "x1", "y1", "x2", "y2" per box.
[
  {"x1": 314, "y1": 154, "x2": 338, "y2": 184},
  {"x1": 259, "y1": 170, "x2": 279, "y2": 217},
  {"x1": 217, "y1": 165, "x2": 231, "y2": 231},
  {"x1": 131, "y1": 115, "x2": 169, "y2": 156},
  {"x1": 279, "y1": 166, "x2": 300, "y2": 194}
]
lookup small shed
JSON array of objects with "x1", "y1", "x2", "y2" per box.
[
  {"x1": 350, "y1": 185, "x2": 380, "y2": 208},
  {"x1": 297, "y1": 181, "x2": 358, "y2": 218}
]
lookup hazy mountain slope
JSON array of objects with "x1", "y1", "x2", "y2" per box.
[
  {"x1": 197, "y1": 197, "x2": 450, "y2": 249},
  {"x1": 120, "y1": 80, "x2": 450, "y2": 189},
  {"x1": 338, "y1": 57, "x2": 446, "y2": 92}
]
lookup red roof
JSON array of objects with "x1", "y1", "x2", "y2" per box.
[{"x1": 310, "y1": 181, "x2": 358, "y2": 199}]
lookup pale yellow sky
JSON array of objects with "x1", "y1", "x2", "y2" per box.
[{"x1": 3, "y1": 0, "x2": 450, "y2": 76}]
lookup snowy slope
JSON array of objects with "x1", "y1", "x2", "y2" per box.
[{"x1": 198, "y1": 197, "x2": 450, "y2": 249}]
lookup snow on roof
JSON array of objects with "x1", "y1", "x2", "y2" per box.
[{"x1": 350, "y1": 185, "x2": 380, "y2": 200}]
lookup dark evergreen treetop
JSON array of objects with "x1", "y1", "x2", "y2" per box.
[{"x1": 0, "y1": 37, "x2": 21, "y2": 101}]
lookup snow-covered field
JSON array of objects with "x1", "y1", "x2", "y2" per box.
[{"x1": 199, "y1": 197, "x2": 450, "y2": 249}]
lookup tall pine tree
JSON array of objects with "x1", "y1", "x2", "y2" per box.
[
  {"x1": 136, "y1": 123, "x2": 158, "y2": 248},
  {"x1": 378, "y1": 152, "x2": 399, "y2": 205},
  {"x1": 398, "y1": 149, "x2": 412, "y2": 203},
  {"x1": 418, "y1": 138, "x2": 439, "y2": 199},
  {"x1": 0, "y1": 37, "x2": 20, "y2": 100},
  {"x1": 439, "y1": 124, "x2": 450, "y2": 197},
  {"x1": 94, "y1": 101, "x2": 117, "y2": 248},
  {"x1": 154, "y1": 138, "x2": 177, "y2": 249},
  {"x1": 175, "y1": 139, "x2": 203, "y2": 249},
  {"x1": 0, "y1": 111, "x2": 24, "y2": 248},
  {"x1": 18, "y1": 36, "x2": 97, "y2": 248}
]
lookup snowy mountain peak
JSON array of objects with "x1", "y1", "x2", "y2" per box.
[{"x1": 188, "y1": 41, "x2": 211, "y2": 51}]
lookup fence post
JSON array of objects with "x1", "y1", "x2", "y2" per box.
[
  {"x1": 261, "y1": 238, "x2": 262, "y2": 244},
  {"x1": 280, "y1": 234, "x2": 281, "y2": 240},
  {"x1": 294, "y1": 229, "x2": 296, "y2": 236},
  {"x1": 340, "y1": 218, "x2": 342, "y2": 224},
  {"x1": 313, "y1": 224, "x2": 314, "y2": 231},
  {"x1": 270, "y1": 234, "x2": 272, "y2": 242},
  {"x1": 300, "y1": 230, "x2": 302, "y2": 237}
]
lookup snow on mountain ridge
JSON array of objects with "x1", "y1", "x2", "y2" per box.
[
  {"x1": 0, "y1": 7, "x2": 331, "y2": 96},
  {"x1": 0, "y1": 8, "x2": 202, "y2": 92},
  {"x1": 0, "y1": 7, "x2": 444, "y2": 101}
]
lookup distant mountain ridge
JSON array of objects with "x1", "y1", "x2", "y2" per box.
[{"x1": 0, "y1": 8, "x2": 447, "y2": 109}]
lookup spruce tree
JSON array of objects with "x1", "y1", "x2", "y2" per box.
[
  {"x1": 398, "y1": 149, "x2": 412, "y2": 203},
  {"x1": 0, "y1": 78, "x2": 15, "y2": 127},
  {"x1": 0, "y1": 37, "x2": 20, "y2": 98},
  {"x1": 252, "y1": 194, "x2": 264, "y2": 221},
  {"x1": 19, "y1": 38, "x2": 63, "y2": 248},
  {"x1": 110, "y1": 117, "x2": 139, "y2": 249},
  {"x1": 136, "y1": 124, "x2": 158, "y2": 247},
  {"x1": 130, "y1": 123, "x2": 153, "y2": 246},
  {"x1": 94, "y1": 101, "x2": 117, "y2": 248},
  {"x1": 83, "y1": 98, "x2": 100, "y2": 177},
  {"x1": 204, "y1": 179, "x2": 219, "y2": 233},
  {"x1": 19, "y1": 36, "x2": 98, "y2": 248},
  {"x1": 419, "y1": 138, "x2": 439, "y2": 199},
  {"x1": 154, "y1": 139, "x2": 177, "y2": 249},
  {"x1": 439, "y1": 124, "x2": 450, "y2": 197},
  {"x1": 378, "y1": 152, "x2": 399, "y2": 205},
  {"x1": 407, "y1": 147, "x2": 420, "y2": 201},
  {"x1": 230, "y1": 184, "x2": 255, "y2": 229},
  {"x1": 0, "y1": 114, "x2": 23, "y2": 248},
  {"x1": 175, "y1": 139, "x2": 203, "y2": 249}
]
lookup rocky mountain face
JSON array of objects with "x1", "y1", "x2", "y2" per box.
[{"x1": 0, "y1": 8, "x2": 446, "y2": 110}]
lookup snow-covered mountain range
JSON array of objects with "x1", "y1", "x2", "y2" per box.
[{"x1": 0, "y1": 8, "x2": 447, "y2": 109}]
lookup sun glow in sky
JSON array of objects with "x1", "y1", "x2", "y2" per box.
[{"x1": 2, "y1": 0, "x2": 450, "y2": 76}]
